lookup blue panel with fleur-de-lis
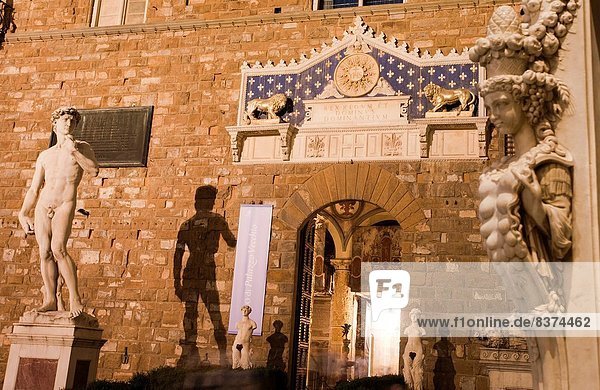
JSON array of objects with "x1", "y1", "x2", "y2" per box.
[{"x1": 243, "y1": 46, "x2": 479, "y2": 126}]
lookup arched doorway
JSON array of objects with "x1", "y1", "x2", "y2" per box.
[
  {"x1": 277, "y1": 163, "x2": 425, "y2": 232},
  {"x1": 279, "y1": 163, "x2": 426, "y2": 389}
]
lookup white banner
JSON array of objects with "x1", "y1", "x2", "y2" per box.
[{"x1": 228, "y1": 204, "x2": 273, "y2": 335}]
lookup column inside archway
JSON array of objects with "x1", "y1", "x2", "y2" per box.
[
  {"x1": 329, "y1": 257, "x2": 354, "y2": 380},
  {"x1": 307, "y1": 216, "x2": 328, "y2": 385}
]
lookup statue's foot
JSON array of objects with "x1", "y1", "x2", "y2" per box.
[
  {"x1": 35, "y1": 301, "x2": 58, "y2": 312},
  {"x1": 69, "y1": 300, "x2": 84, "y2": 318}
]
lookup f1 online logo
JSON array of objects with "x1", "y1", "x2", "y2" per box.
[{"x1": 369, "y1": 270, "x2": 410, "y2": 322}]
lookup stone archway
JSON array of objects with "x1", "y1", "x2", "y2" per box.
[
  {"x1": 277, "y1": 163, "x2": 425, "y2": 230},
  {"x1": 282, "y1": 163, "x2": 427, "y2": 389}
]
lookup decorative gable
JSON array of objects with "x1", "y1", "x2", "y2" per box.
[{"x1": 227, "y1": 17, "x2": 488, "y2": 163}]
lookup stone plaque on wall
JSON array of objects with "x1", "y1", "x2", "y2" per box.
[{"x1": 50, "y1": 106, "x2": 153, "y2": 167}]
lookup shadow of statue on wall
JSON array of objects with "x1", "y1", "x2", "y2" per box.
[
  {"x1": 174, "y1": 186, "x2": 236, "y2": 368},
  {"x1": 266, "y1": 320, "x2": 288, "y2": 371},
  {"x1": 0, "y1": 0, "x2": 16, "y2": 49},
  {"x1": 433, "y1": 332, "x2": 456, "y2": 390}
]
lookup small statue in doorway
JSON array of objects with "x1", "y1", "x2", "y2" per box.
[
  {"x1": 232, "y1": 305, "x2": 257, "y2": 369},
  {"x1": 403, "y1": 308, "x2": 426, "y2": 390}
]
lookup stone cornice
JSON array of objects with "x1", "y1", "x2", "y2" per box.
[{"x1": 5, "y1": 0, "x2": 514, "y2": 43}]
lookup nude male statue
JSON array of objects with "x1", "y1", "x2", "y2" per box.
[
  {"x1": 232, "y1": 305, "x2": 257, "y2": 369},
  {"x1": 18, "y1": 107, "x2": 99, "y2": 318}
]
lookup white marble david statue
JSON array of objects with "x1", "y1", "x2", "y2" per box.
[
  {"x1": 232, "y1": 305, "x2": 257, "y2": 369},
  {"x1": 18, "y1": 106, "x2": 99, "y2": 318}
]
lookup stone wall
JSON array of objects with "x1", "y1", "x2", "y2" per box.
[
  {"x1": 0, "y1": 0, "x2": 508, "y2": 385},
  {"x1": 9, "y1": 0, "x2": 494, "y2": 43}
]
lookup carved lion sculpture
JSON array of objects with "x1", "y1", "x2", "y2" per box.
[
  {"x1": 245, "y1": 93, "x2": 288, "y2": 123},
  {"x1": 423, "y1": 83, "x2": 476, "y2": 113}
]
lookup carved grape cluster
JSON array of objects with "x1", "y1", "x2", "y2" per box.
[
  {"x1": 480, "y1": 70, "x2": 571, "y2": 139},
  {"x1": 520, "y1": 70, "x2": 570, "y2": 126}
]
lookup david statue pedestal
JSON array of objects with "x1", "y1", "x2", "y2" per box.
[{"x1": 3, "y1": 107, "x2": 105, "y2": 390}]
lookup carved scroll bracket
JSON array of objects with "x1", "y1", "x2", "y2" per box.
[
  {"x1": 225, "y1": 123, "x2": 297, "y2": 162},
  {"x1": 418, "y1": 123, "x2": 432, "y2": 158},
  {"x1": 227, "y1": 130, "x2": 243, "y2": 162},
  {"x1": 476, "y1": 120, "x2": 489, "y2": 158},
  {"x1": 278, "y1": 124, "x2": 296, "y2": 161}
]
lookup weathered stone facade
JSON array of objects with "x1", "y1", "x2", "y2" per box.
[{"x1": 0, "y1": 0, "x2": 514, "y2": 387}]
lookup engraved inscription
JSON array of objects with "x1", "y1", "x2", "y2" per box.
[
  {"x1": 303, "y1": 96, "x2": 410, "y2": 128},
  {"x1": 323, "y1": 103, "x2": 388, "y2": 123}
]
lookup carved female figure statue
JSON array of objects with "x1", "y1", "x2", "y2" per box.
[
  {"x1": 469, "y1": 2, "x2": 581, "y2": 388},
  {"x1": 478, "y1": 70, "x2": 573, "y2": 310},
  {"x1": 476, "y1": 68, "x2": 575, "y2": 390},
  {"x1": 402, "y1": 308, "x2": 425, "y2": 390},
  {"x1": 467, "y1": 0, "x2": 581, "y2": 313}
]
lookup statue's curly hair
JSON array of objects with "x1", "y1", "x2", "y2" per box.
[
  {"x1": 479, "y1": 71, "x2": 571, "y2": 143},
  {"x1": 51, "y1": 106, "x2": 81, "y2": 124}
]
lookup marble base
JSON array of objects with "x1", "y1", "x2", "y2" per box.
[
  {"x1": 424, "y1": 110, "x2": 474, "y2": 118},
  {"x1": 2, "y1": 311, "x2": 105, "y2": 390},
  {"x1": 249, "y1": 118, "x2": 282, "y2": 125}
]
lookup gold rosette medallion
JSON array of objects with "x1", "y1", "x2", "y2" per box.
[{"x1": 334, "y1": 53, "x2": 380, "y2": 97}]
